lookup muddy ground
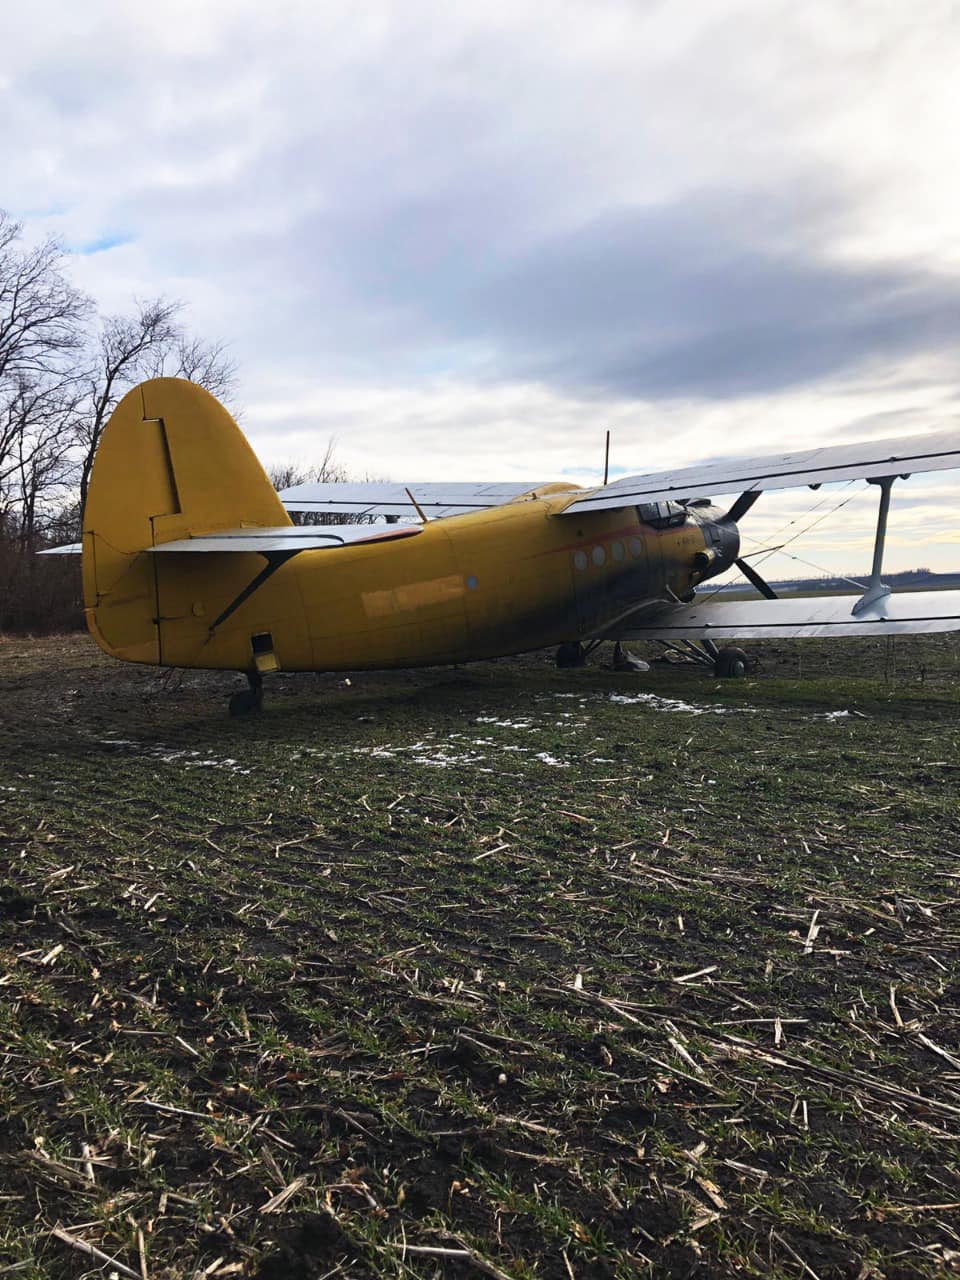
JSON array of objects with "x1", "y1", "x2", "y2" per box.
[{"x1": 0, "y1": 632, "x2": 958, "y2": 1278}]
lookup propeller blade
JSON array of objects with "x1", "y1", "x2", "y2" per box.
[
  {"x1": 725, "y1": 490, "x2": 763, "y2": 523},
  {"x1": 735, "y1": 556, "x2": 778, "y2": 600}
]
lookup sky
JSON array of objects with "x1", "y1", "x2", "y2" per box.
[{"x1": 3, "y1": 0, "x2": 960, "y2": 575}]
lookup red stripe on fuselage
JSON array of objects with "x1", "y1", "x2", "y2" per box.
[{"x1": 525, "y1": 519, "x2": 688, "y2": 559}]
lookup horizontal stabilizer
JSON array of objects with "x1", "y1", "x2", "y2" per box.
[
  {"x1": 279, "y1": 481, "x2": 555, "y2": 519},
  {"x1": 617, "y1": 590, "x2": 960, "y2": 641},
  {"x1": 146, "y1": 524, "x2": 422, "y2": 554},
  {"x1": 562, "y1": 428, "x2": 960, "y2": 515},
  {"x1": 38, "y1": 542, "x2": 82, "y2": 555}
]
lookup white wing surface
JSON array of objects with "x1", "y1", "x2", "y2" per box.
[
  {"x1": 561, "y1": 428, "x2": 960, "y2": 515},
  {"x1": 279, "y1": 481, "x2": 554, "y2": 519},
  {"x1": 616, "y1": 591, "x2": 960, "y2": 640}
]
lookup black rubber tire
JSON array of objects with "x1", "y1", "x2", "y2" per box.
[
  {"x1": 229, "y1": 689, "x2": 262, "y2": 717},
  {"x1": 715, "y1": 646, "x2": 748, "y2": 678},
  {"x1": 556, "y1": 642, "x2": 586, "y2": 669}
]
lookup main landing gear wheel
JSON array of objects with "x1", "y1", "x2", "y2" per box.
[
  {"x1": 556, "y1": 641, "x2": 587, "y2": 668},
  {"x1": 714, "y1": 646, "x2": 748, "y2": 678},
  {"x1": 229, "y1": 672, "x2": 264, "y2": 716}
]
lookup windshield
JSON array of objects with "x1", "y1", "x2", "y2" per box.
[{"x1": 637, "y1": 500, "x2": 687, "y2": 529}]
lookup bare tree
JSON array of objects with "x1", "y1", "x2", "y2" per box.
[
  {"x1": 76, "y1": 299, "x2": 237, "y2": 516},
  {"x1": 5, "y1": 374, "x2": 84, "y2": 549},
  {"x1": 0, "y1": 213, "x2": 90, "y2": 534},
  {"x1": 0, "y1": 213, "x2": 90, "y2": 387},
  {"x1": 144, "y1": 331, "x2": 237, "y2": 402},
  {"x1": 268, "y1": 441, "x2": 347, "y2": 493},
  {"x1": 266, "y1": 445, "x2": 379, "y2": 526}
]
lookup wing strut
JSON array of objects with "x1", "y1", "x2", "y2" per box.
[{"x1": 852, "y1": 475, "x2": 900, "y2": 615}]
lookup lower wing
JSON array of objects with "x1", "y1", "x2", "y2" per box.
[{"x1": 614, "y1": 591, "x2": 960, "y2": 640}]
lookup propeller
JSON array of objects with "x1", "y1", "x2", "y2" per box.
[
  {"x1": 725, "y1": 490, "x2": 762, "y2": 523},
  {"x1": 735, "y1": 554, "x2": 778, "y2": 600},
  {"x1": 724, "y1": 490, "x2": 778, "y2": 599}
]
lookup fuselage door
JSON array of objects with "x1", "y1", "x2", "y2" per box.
[{"x1": 571, "y1": 514, "x2": 656, "y2": 637}]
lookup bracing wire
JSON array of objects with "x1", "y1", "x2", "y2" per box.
[
  {"x1": 699, "y1": 483, "x2": 867, "y2": 604},
  {"x1": 739, "y1": 481, "x2": 861, "y2": 559},
  {"x1": 741, "y1": 481, "x2": 857, "y2": 548},
  {"x1": 739, "y1": 484, "x2": 868, "y2": 584}
]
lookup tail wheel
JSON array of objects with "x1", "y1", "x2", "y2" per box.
[
  {"x1": 715, "y1": 646, "x2": 748, "y2": 678},
  {"x1": 229, "y1": 689, "x2": 262, "y2": 716},
  {"x1": 229, "y1": 671, "x2": 264, "y2": 716}
]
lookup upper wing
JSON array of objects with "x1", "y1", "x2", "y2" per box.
[
  {"x1": 279, "y1": 481, "x2": 556, "y2": 519},
  {"x1": 561, "y1": 428, "x2": 960, "y2": 515},
  {"x1": 614, "y1": 590, "x2": 960, "y2": 641}
]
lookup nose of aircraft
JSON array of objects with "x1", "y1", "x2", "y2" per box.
[
  {"x1": 694, "y1": 505, "x2": 741, "y2": 581},
  {"x1": 713, "y1": 512, "x2": 741, "y2": 575}
]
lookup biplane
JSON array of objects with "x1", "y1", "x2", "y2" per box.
[{"x1": 50, "y1": 378, "x2": 960, "y2": 714}]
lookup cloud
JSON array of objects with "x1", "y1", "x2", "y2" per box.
[
  {"x1": 2, "y1": 0, "x2": 960, "y2": 568},
  {"x1": 310, "y1": 189, "x2": 960, "y2": 397}
]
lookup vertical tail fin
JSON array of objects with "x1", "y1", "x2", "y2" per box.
[{"x1": 83, "y1": 378, "x2": 289, "y2": 663}]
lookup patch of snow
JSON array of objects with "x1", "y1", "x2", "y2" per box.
[
  {"x1": 608, "y1": 692, "x2": 750, "y2": 715},
  {"x1": 411, "y1": 750, "x2": 489, "y2": 769},
  {"x1": 346, "y1": 739, "x2": 489, "y2": 769},
  {"x1": 97, "y1": 738, "x2": 252, "y2": 774},
  {"x1": 475, "y1": 716, "x2": 537, "y2": 730}
]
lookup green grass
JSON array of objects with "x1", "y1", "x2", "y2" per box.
[{"x1": 0, "y1": 632, "x2": 959, "y2": 1278}]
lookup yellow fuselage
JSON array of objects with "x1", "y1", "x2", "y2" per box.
[
  {"x1": 81, "y1": 380, "x2": 722, "y2": 675},
  {"x1": 144, "y1": 497, "x2": 713, "y2": 672}
]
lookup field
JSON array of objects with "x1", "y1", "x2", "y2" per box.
[{"x1": 1, "y1": 633, "x2": 959, "y2": 1280}]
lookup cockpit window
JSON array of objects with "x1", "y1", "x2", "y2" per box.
[{"x1": 637, "y1": 500, "x2": 687, "y2": 529}]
